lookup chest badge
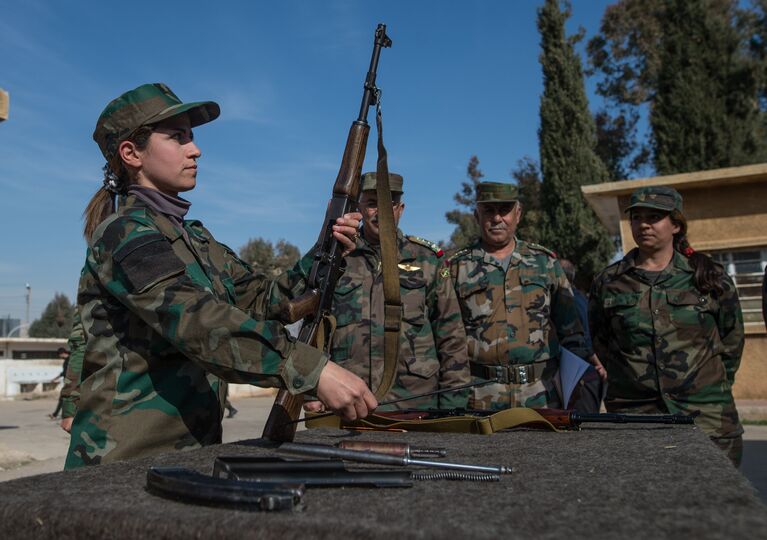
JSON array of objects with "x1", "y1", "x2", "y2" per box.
[{"x1": 398, "y1": 263, "x2": 421, "y2": 272}]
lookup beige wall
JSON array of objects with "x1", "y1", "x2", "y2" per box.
[
  {"x1": 734, "y1": 330, "x2": 767, "y2": 400},
  {"x1": 618, "y1": 182, "x2": 767, "y2": 253}
]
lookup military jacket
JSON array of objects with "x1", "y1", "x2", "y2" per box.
[
  {"x1": 589, "y1": 249, "x2": 744, "y2": 439},
  {"x1": 296, "y1": 230, "x2": 470, "y2": 409},
  {"x1": 448, "y1": 239, "x2": 588, "y2": 366},
  {"x1": 66, "y1": 194, "x2": 326, "y2": 468},
  {"x1": 61, "y1": 307, "x2": 86, "y2": 419}
]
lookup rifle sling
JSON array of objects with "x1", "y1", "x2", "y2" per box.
[
  {"x1": 373, "y1": 100, "x2": 400, "y2": 401},
  {"x1": 305, "y1": 408, "x2": 559, "y2": 434}
]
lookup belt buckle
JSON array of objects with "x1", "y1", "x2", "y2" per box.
[
  {"x1": 493, "y1": 365, "x2": 508, "y2": 384},
  {"x1": 517, "y1": 365, "x2": 529, "y2": 385}
]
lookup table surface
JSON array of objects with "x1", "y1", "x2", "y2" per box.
[{"x1": 1, "y1": 424, "x2": 766, "y2": 540}]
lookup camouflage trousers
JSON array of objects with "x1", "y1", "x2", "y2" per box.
[
  {"x1": 711, "y1": 434, "x2": 744, "y2": 468},
  {"x1": 606, "y1": 398, "x2": 743, "y2": 468}
]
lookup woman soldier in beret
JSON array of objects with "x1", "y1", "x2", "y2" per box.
[
  {"x1": 589, "y1": 186, "x2": 744, "y2": 466},
  {"x1": 66, "y1": 83, "x2": 377, "y2": 468}
]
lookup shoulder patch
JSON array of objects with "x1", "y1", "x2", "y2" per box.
[
  {"x1": 113, "y1": 233, "x2": 185, "y2": 293},
  {"x1": 526, "y1": 242, "x2": 557, "y2": 258},
  {"x1": 406, "y1": 235, "x2": 444, "y2": 257}
]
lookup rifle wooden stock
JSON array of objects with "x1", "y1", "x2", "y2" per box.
[
  {"x1": 533, "y1": 409, "x2": 574, "y2": 429},
  {"x1": 262, "y1": 24, "x2": 391, "y2": 442},
  {"x1": 279, "y1": 290, "x2": 320, "y2": 325}
]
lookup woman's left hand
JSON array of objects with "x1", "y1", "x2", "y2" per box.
[{"x1": 333, "y1": 212, "x2": 363, "y2": 256}]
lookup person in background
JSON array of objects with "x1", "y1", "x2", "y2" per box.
[
  {"x1": 448, "y1": 182, "x2": 598, "y2": 412},
  {"x1": 589, "y1": 186, "x2": 744, "y2": 466},
  {"x1": 301, "y1": 172, "x2": 470, "y2": 411},
  {"x1": 48, "y1": 346, "x2": 71, "y2": 420}
]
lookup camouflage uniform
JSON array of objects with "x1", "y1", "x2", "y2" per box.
[
  {"x1": 589, "y1": 249, "x2": 744, "y2": 461},
  {"x1": 61, "y1": 307, "x2": 86, "y2": 419},
  {"x1": 295, "y1": 228, "x2": 470, "y2": 410},
  {"x1": 66, "y1": 83, "x2": 331, "y2": 467},
  {"x1": 449, "y1": 239, "x2": 588, "y2": 410},
  {"x1": 65, "y1": 194, "x2": 326, "y2": 468}
]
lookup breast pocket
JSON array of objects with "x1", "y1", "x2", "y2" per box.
[
  {"x1": 333, "y1": 275, "x2": 363, "y2": 328},
  {"x1": 457, "y1": 276, "x2": 491, "y2": 325},
  {"x1": 603, "y1": 292, "x2": 642, "y2": 337},
  {"x1": 520, "y1": 274, "x2": 551, "y2": 329},
  {"x1": 666, "y1": 289, "x2": 712, "y2": 330},
  {"x1": 400, "y1": 271, "x2": 427, "y2": 327}
]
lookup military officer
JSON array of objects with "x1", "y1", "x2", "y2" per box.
[
  {"x1": 589, "y1": 186, "x2": 744, "y2": 466},
  {"x1": 448, "y1": 181, "x2": 592, "y2": 411},
  {"x1": 303, "y1": 172, "x2": 470, "y2": 410}
]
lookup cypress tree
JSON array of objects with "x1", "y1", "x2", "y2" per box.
[{"x1": 537, "y1": 0, "x2": 614, "y2": 279}]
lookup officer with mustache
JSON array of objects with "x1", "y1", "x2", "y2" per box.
[
  {"x1": 300, "y1": 172, "x2": 471, "y2": 411},
  {"x1": 448, "y1": 182, "x2": 597, "y2": 411}
]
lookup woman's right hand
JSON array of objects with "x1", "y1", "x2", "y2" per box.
[{"x1": 313, "y1": 361, "x2": 377, "y2": 421}]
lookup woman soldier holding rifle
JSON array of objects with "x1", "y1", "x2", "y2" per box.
[{"x1": 66, "y1": 83, "x2": 376, "y2": 468}]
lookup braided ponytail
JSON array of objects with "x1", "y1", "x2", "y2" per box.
[
  {"x1": 670, "y1": 210, "x2": 726, "y2": 296},
  {"x1": 82, "y1": 126, "x2": 153, "y2": 240}
]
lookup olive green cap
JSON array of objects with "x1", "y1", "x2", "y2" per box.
[
  {"x1": 625, "y1": 185, "x2": 683, "y2": 213},
  {"x1": 93, "y1": 83, "x2": 220, "y2": 160},
  {"x1": 361, "y1": 172, "x2": 404, "y2": 193},
  {"x1": 476, "y1": 182, "x2": 518, "y2": 203}
]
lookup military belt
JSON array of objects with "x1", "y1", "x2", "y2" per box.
[{"x1": 469, "y1": 361, "x2": 547, "y2": 385}]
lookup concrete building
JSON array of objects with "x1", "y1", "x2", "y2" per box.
[
  {"x1": 0, "y1": 337, "x2": 67, "y2": 397},
  {"x1": 582, "y1": 162, "x2": 767, "y2": 400}
]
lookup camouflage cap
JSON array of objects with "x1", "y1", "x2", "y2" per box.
[
  {"x1": 93, "y1": 83, "x2": 220, "y2": 160},
  {"x1": 476, "y1": 182, "x2": 518, "y2": 203},
  {"x1": 625, "y1": 185, "x2": 683, "y2": 213},
  {"x1": 361, "y1": 172, "x2": 404, "y2": 193}
]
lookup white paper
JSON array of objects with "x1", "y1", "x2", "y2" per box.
[{"x1": 559, "y1": 347, "x2": 590, "y2": 407}]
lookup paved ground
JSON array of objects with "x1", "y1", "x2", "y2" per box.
[{"x1": 1, "y1": 396, "x2": 765, "y2": 502}]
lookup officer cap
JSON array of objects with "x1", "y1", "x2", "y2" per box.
[
  {"x1": 361, "y1": 172, "x2": 404, "y2": 193},
  {"x1": 476, "y1": 182, "x2": 518, "y2": 203},
  {"x1": 625, "y1": 185, "x2": 683, "y2": 213},
  {"x1": 93, "y1": 83, "x2": 220, "y2": 160}
]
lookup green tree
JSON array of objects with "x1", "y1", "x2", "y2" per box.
[
  {"x1": 652, "y1": 0, "x2": 767, "y2": 173},
  {"x1": 29, "y1": 293, "x2": 74, "y2": 338},
  {"x1": 588, "y1": 0, "x2": 767, "y2": 175},
  {"x1": 445, "y1": 155, "x2": 484, "y2": 251},
  {"x1": 512, "y1": 157, "x2": 545, "y2": 244},
  {"x1": 537, "y1": 0, "x2": 615, "y2": 279},
  {"x1": 594, "y1": 108, "x2": 650, "y2": 180},
  {"x1": 239, "y1": 237, "x2": 301, "y2": 276}
]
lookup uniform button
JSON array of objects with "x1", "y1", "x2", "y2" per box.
[
  {"x1": 293, "y1": 377, "x2": 305, "y2": 389},
  {"x1": 653, "y1": 309, "x2": 659, "y2": 315}
]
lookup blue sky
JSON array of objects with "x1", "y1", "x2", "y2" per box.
[{"x1": 0, "y1": 0, "x2": 614, "y2": 323}]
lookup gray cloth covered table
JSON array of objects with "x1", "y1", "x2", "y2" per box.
[{"x1": 1, "y1": 424, "x2": 766, "y2": 539}]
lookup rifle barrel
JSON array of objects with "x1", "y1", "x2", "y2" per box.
[{"x1": 570, "y1": 412, "x2": 695, "y2": 425}]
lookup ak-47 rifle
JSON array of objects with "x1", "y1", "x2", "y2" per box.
[
  {"x1": 261, "y1": 24, "x2": 392, "y2": 442},
  {"x1": 378, "y1": 408, "x2": 697, "y2": 430}
]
